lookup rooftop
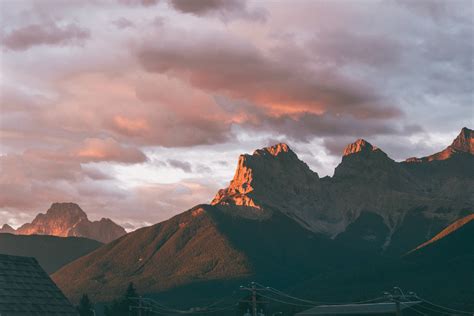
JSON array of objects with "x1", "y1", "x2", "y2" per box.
[{"x1": 0, "y1": 254, "x2": 78, "y2": 315}]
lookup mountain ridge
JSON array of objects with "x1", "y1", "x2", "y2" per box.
[
  {"x1": 212, "y1": 128, "x2": 472, "y2": 238},
  {"x1": 52, "y1": 127, "x2": 473, "y2": 305}
]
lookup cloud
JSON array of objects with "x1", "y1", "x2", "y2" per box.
[
  {"x1": 169, "y1": 0, "x2": 267, "y2": 21},
  {"x1": 137, "y1": 30, "x2": 400, "y2": 121},
  {"x1": 136, "y1": 29, "x2": 405, "y2": 144},
  {"x1": 112, "y1": 17, "x2": 135, "y2": 29},
  {"x1": 118, "y1": 0, "x2": 160, "y2": 6},
  {"x1": 74, "y1": 138, "x2": 148, "y2": 164},
  {"x1": 1, "y1": 0, "x2": 472, "y2": 230},
  {"x1": 2, "y1": 21, "x2": 90, "y2": 51},
  {"x1": 167, "y1": 159, "x2": 192, "y2": 173}
]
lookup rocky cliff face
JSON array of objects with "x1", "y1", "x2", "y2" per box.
[
  {"x1": 211, "y1": 143, "x2": 325, "y2": 231},
  {"x1": 3, "y1": 203, "x2": 126, "y2": 243}
]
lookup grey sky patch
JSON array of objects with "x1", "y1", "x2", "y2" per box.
[
  {"x1": 2, "y1": 21, "x2": 90, "y2": 51},
  {"x1": 112, "y1": 17, "x2": 135, "y2": 29},
  {"x1": 169, "y1": 0, "x2": 267, "y2": 22},
  {"x1": 167, "y1": 159, "x2": 192, "y2": 173}
]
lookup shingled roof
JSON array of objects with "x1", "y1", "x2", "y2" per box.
[{"x1": 0, "y1": 254, "x2": 78, "y2": 316}]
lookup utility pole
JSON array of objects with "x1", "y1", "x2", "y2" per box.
[
  {"x1": 251, "y1": 284, "x2": 257, "y2": 316},
  {"x1": 240, "y1": 282, "x2": 267, "y2": 316},
  {"x1": 385, "y1": 287, "x2": 409, "y2": 316},
  {"x1": 138, "y1": 296, "x2": 143, "y2": 316},
  {"x1": 130, "y1": 297, "x2": 147, "y2": 316},
  {"x1": 395, "y1": 299, "x2": 401, "y2": 316}
]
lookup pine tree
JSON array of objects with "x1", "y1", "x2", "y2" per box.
[
  {"x1": 77, "y1": 294, "x2": 94, "y2": 316},
  {"x1": 104, "y1": 282, "x2": 140, "y2": 316}
]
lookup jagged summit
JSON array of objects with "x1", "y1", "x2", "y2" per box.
[
  {"x1": 451, "y1": 127, "x2": 473, "y2": 153},
  {"x1": 254, "y1": 143, "x2": 292, "y2": 157},
  {"x1": 49, "y1": 202, "x2": 87, "y2": 215},
  {"x1": 39, "y1": 202, "x2": 88, "y2": 222},
  {"x1": 406, "y1": 127, "x2": 473, "y2": 163},
  {"x1": 335, "y1": 138, "x2": 394, "y2": 180},
  {"x1": 343, "y1": 139, "x2": 379, "y2": 156}
]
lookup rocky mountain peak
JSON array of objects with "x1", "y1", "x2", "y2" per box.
[
  {"x1": 13, "y1": 203, "x2": 126, "y2": 243},
  {"x1": 0, "y1": 224, "x2": 15, "y2": 234},
  {"x1": 212, "y1": 143, "x2": 318, "y2": 207},
  {"x1": 41, "y1": 202, "x2": 88, "y2": 222},
  {"x1": 343, "y1": 139, "x2": 379, "y2": 157},
  {"x1": 211, "y1": 143, "x2": 325, "y2": 230},
  {"x1": 451, "y1": 127, "x2": 473, "y2": 154},
  {"x1": 405, "y1": 127, "x2": 473, "y2": 163},
  {"x1": 254, "y1": 143, "x2": 292, "y2": 157}
]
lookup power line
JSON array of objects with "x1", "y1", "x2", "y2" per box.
[
  {"x1": 256, "y1": 293, "x2": 315, "y2": 307},
  {"x1": 399, "y1": 301, "x2": 428, "y2": 316},
  {"x1": 409, "y1": 302, "x2": 449, "y2": 315},
  {"x1": 253, "y1": 282, "x2": 386, "y2": 305},
  {"x1": 132, "y1": 296, "x2": 240, "y2": 315},
  {"x1": 415, "y1": 295, "x2": 474, "y2": 315}
]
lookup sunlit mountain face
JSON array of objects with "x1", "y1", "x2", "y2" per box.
[{"x1": 1, "y1": 0, "x2": 472, "y2": 232}]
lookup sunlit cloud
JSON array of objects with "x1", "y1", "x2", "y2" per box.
[{"x1": 0, "y1": 0, "x2": 471, "y2": 229}]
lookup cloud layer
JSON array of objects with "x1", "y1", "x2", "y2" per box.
[{"x1": 0, "y1": 0, "x2": 472, "y2": 229}]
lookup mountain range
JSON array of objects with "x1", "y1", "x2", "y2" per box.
[
  {"x1": 49, "y1": 127, "x2": 474, "y2": 309},
  {"x1": 0, "y1": 203, "x2": 126, "y2": 243}
]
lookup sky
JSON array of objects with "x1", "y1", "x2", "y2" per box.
[{"x1": 0, "y1": 0, "x2": 473, "y2": 230}]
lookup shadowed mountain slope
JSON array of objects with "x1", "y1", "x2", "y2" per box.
[{"x1": 0, "y1": 233, "x2": 102, "y2": 274}]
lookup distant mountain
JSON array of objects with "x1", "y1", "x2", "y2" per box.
[
  {"x1": 1, "y1": 203, "x2": 126, "y2": 243},
  {"x1": 0, "y1": 224, "x2": 15, "y2": 234},
  {"x1": 0, "y1": 233, "x2": 102, "y2": 274},
  {"x1": 52, "y1": 127, "x2": 474, "y2": 306}
]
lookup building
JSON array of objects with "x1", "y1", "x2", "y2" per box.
[
  {"x1": 295, "y1": 301, "x2": 422, "y2": 315},
  {"x1": 0, "y1": 254, "x2": 78, "y2": 316}
]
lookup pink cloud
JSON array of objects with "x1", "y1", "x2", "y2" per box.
[
  {"x1": 74, "y1": 138, "x2": 147, "y2": 163},
  {"x1": 111, "y1": 116, "x2": 150, "y2": 136}
]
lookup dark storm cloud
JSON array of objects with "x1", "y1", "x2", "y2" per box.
[{"x1": 2, "y1": 22, "x2": 90, "y2": 51}]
